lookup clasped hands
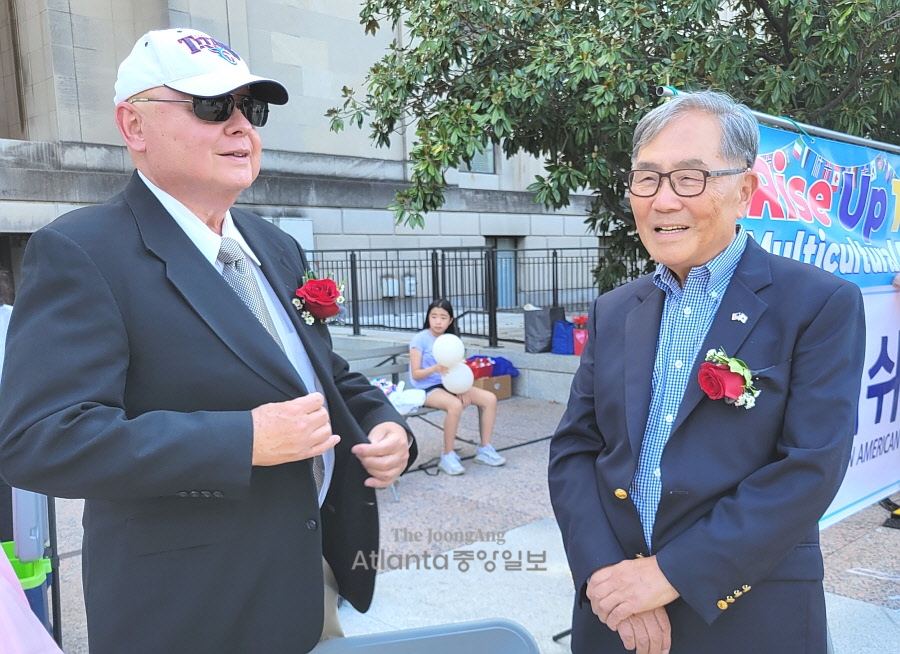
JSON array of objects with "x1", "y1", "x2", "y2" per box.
[
  {"x1": 250, "y1": 392, "x2": 409, "y2": 487},
  {"x1": 586, "y1": 555, "x2": 679, "y2": 654}
]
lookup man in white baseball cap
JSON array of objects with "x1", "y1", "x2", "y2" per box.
[{"x1": 0, "y1": 27, "x2": 414, "y2": 654}]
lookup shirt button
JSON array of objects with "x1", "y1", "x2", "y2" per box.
[
  {"x1": 683, "y1": 307, "x2": 692, "y2": 316},
  {"x1": 664, "y1": 414, "x2": 674, "y2": 423},
  {"x1": 653, "y1": 468, "x2": 661, "y2": 478},
  {"x1": 674, "y1": 360, "x2": 683, "y2": 369},
  {"x1": 710, "y1": 291, "x2": 718, "y2": 298}
]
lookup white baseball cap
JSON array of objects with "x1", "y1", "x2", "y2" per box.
[{"x1": 114, "y1": 28, "x2": 288, "y2": 105}]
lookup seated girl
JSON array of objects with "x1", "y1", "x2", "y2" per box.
[{"x1": 408, "y1": 299, "x2": 505, "y2": 475}]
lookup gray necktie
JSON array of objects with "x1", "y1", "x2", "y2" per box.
[
  {"x1": 218, "y1": 237, "x2": 323, "y2": 493},
  {"x1": 312, "y1": 451, "x2": 325, "y2": 493},
  {"x1": 217, "y1": 237, "x2": 284, "y2": 351},
  {"x1": 312, "y1": 379, "x2": 326, "y2": 493}
]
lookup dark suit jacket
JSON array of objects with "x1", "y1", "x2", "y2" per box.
[
  {"x1": 549, "y1": 238, "x2": 866, "y2": 654},
  {"x1": 0, "y1": 173, "x2": 416, "y2": 654}
]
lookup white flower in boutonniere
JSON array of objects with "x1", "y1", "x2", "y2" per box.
[
  {"x1": 291, "y1": 270, "x2": 345, "y2": 325},
  {"x1": 698, "y1": 347, "x2": 760, "y2": 409}
]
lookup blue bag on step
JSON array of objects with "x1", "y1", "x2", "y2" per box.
[{"x1": 551, "y1": 320, "x2": 575, "y2": 355}]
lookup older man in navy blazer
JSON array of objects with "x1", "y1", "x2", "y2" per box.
[
  {"x1": 0, "y1": 29, "x2": 414, "y2": 654},
  {"x1": 549, "y1": 91, "x2": 866, "y2": 654}
]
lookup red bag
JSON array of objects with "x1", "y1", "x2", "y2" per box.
[
  {"x1": 573, "y1": 329, "x2": 588, "y2": 356},
  {"x1": 465, "y1": 356, "x2": 494, "y2": 379}
]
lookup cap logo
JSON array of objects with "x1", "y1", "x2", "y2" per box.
[{"x1": 177, "y1": 34, "x2": 241, "y2": 65}]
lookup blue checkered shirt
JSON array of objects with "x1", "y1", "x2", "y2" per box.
[{"x1": 631, "y1": 227, "x2": 748, "y2": 551}]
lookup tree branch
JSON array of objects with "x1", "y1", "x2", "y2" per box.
[{"x1": 751, "y1": 0, "x2": 793, "y2": 64}]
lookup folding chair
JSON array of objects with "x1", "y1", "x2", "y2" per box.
[{"x1": 312, "y1": 618, "x2": 540, "y2": 653}]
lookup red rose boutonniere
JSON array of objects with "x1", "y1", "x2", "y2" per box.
[
  {"x1": 698, "y1": 347, "x2": 760, "y2": 409},
  {"x1": 292, "y1": 271, "x2": 345, "y2": 325}
]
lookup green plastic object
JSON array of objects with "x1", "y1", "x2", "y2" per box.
[{"x1": 2, "y1": 541, "x2": 51, "y2": 590}]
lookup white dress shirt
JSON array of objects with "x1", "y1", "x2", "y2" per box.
[{"x1": 0, "y1": 304, "x2": 12, "y2": 384}]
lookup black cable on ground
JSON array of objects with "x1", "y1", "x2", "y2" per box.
[{"x1": 404, "y1": 434, "x2": 554, "y2": 476}]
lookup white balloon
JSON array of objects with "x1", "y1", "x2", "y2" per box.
[
  {"x1": 433, "y1": 333, "x2": 465, "y2": 367},
  {"x1": 441, "y1": 362, "x2": 474, "y2": 394}
]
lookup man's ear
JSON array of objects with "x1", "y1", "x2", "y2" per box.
[
  {"x1": 115, "y1": 102, "x2": 148, "y2": 153},
  {"x1": 737, "y1": 169, "x2": 759, "y2": 215}
]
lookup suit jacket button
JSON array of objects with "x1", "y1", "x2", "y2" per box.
[
  {"x1": 614, "y1": 489, "x2": 628, "y2": 500},
  {"x1": 306, "y1": 519, "x2": 318, "y2": 530},
  {"x1": 212, "y1": 491, "x2": 224, "y2": 498},
  {"x1": 189, "y1": 490, "x2": 201, "y2": 498},
  {"x1": 717, "y1": 600, "x2": 728, "y2": 610},
  {"x1": 201, "y1": 491, "x2": 212, "y2": 498},
  {"x1": 177, "y1": 491, "x2": 188, "y2": 498}
]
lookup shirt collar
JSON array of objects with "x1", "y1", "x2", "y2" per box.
[
  {"x1": 138, "y1": 171, "x2": 260, "y2": 267},
  {"x1": 653, "y1": 225, "x2": 748, "y2": 294}
]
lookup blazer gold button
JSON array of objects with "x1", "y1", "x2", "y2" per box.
[
  {"x1": 742, "y1": 584, "x2": 751, "y2": 592},
  {"x1": 733, "y1": 589, "x2": 743, "y2": 597},
  {"x1": 717, "y1": 600, "x2": 728, "y2": 610},
  {"x1": 726, "y1": 595, "x2": 735, "y2": 603},
  {"x1": 614, "y1": 489, "x2": 628, "y2": 499}
]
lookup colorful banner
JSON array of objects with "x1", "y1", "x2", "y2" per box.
[{"x1": 747, "y1": 126, "x2": 900, "y2": 528}]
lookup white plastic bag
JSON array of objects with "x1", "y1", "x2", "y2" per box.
[{"x1": 388, "y1": 387, "x2": 426, "y2": 415}]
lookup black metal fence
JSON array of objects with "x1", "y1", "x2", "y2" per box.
[{"x1": 307, "y1": 246, "x2": 618, "y2": 346}]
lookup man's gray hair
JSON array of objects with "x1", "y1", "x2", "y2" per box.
[{"x1": 631, "y1": 90, "x2": 759, "y2": 168}]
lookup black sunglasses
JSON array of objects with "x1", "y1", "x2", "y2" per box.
[{"x1": 129, "y1": 93, "x2": 270, "y2": 127}]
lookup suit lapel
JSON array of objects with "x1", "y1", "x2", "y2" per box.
[
  {"x1": 233, "y1": 212, "x2": 336, "y2": 395},
  {"x1": 624, "y1": 279, "x2": 664, "y2": 457},
  {"x1": 125, "y1": 174, "x2": 306, "y2": 399},
  {"x1": 670, "y1": 238, "x2": 773, "y2": 434}
]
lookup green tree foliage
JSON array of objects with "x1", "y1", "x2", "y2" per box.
[{"x1": 328, "y1": 0, "x2": 900, "y2": 291}]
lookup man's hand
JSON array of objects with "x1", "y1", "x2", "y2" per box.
[
  {"x1": 587, "y1": 556, "x2": 679, "y2": 631},
  {"x1": 250, "y1": 393, "x2": 340, "y2": 466},
  {"x1": 352, "y1": 422, "x2": 410, "y2": 487},
  {"x1": 615, "y1": 608, "x2": 671, "y2": 654}
]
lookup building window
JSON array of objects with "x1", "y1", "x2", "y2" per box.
[{"x1": 461, "y1": 145, "x2": 496, "y2": 174}]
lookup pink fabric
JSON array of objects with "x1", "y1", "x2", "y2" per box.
[
  {"x1": 0, "y1": 554, "x2": 63, "y2": 653},
  {"x1": 0, "y1": 550, "x2": 28, "y2": 604}
]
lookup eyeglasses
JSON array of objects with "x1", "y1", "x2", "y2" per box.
[
  {"x1": 627, "y1": 168, "x2": 749, "y2": 197},
  {"x1": 128, "y1": 93, "x2": 270, "y2": 127}
]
